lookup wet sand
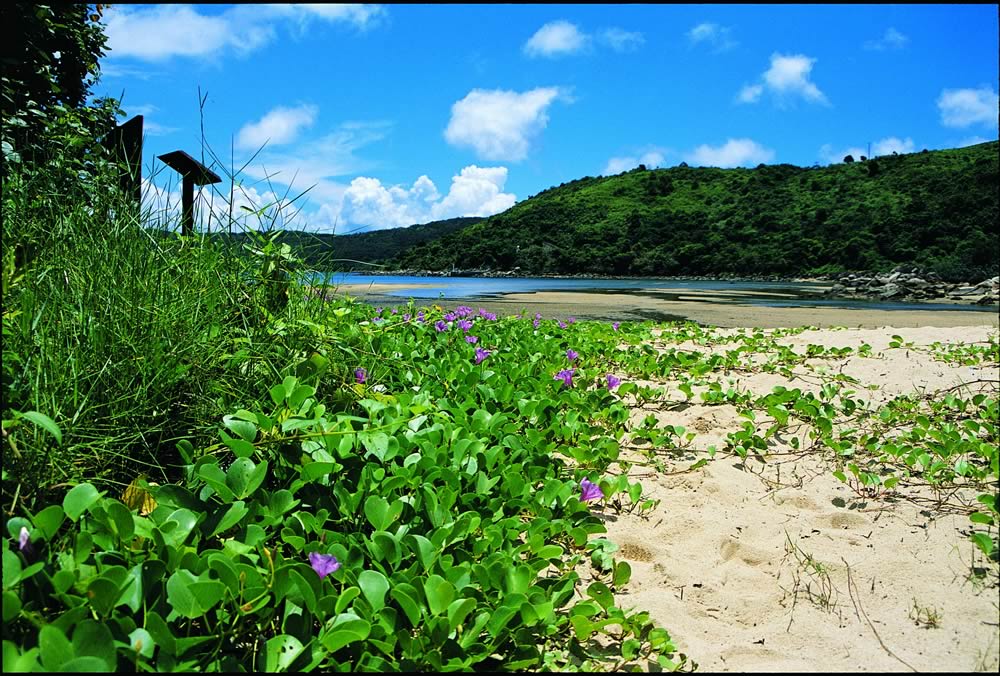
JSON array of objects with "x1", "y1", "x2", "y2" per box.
[{"x1": 321, "y1": 285, "x2": 999, "y2": 329}]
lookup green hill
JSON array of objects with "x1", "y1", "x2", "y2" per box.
[
  {"x1": 391, "y1": 142, "x2": 999, "y2": 282},
  {"x1": 218, "y1": 216, "x2": 482, "y2": 271}
]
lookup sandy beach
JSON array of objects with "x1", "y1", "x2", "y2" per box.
[
  {"x1": 595, "y1": 325, "x2": 1000, "y2": 672},
  {"x1": 323, "y1": 284, "x2": 1000, "y2": 329}
]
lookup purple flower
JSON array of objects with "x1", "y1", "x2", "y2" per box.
[
  {"x1": 606, "y1": 374, "x2": 621, "y2": 391},
  {"x1": 566, "y1": 349, "x2": 579, "y2": 362},
  {"x1": 457, "y1": 319, "x2": 473, "y2": 332},
  {"x1": 435, "y1": 320, "x2": 448, "y2": 332},
  {"x1": 355, "y1": 367, "x2": 367, "y2": 384},
  {"x1": 535, "y1": 313, "x2": 542, "y2": 320},
  {"x1": 309, "y1": 552, "x2": 340, "y2": 580},
  {"x1": 580, "y1": 478, "x2": 603, "y2": 503},
  {"x1": 558, "y1": 321, "x2": 567, "y2": 329},
  {"x1": 554, "y1": 368, "x2": 575, "y2": 388},
  {"x1": 402, "y1": 313, "x2": 411, "y2": 322},
  {"x1": 465, "y1": 335, "x2": 478, "y2": 344},
  {"x1": 456, "y1": 305, "x2": 473, "y2": 318},
  {"x1": 18, "y1": 527, "x2": 31, "y2": 554},
  {"x1": 612, "y1": 322, "x2": 620, "y2": 331},
  {"x1": 390, "y1": 308, "x2": 398, "y2": 315},
  {"x1": 374, "y1": 307, "x2": 383, "y2": 316},
  {"x1": 474, "y1": 347, "x2": 490, "y2": 365},
  {"x1": 567, "y1": 317, "x2": 576, "y2": 324},
  {"x1": 533, "y1": 318, "x2": 541, "y2": 328},
  {"x1": 443, "y1": 312, "x2": 457, "y2": 322}
]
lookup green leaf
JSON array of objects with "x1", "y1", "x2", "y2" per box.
[
  {"x1": 970, "y1": 532, "x2": 995, "y2": 556},
  {"x1": 33, "y1": 505, "x2": 65, "y2": 540},
  {"x1": 105, "y1": 501, "x2": 134, "y2": 541},
  {"x1": 265, "y1": 635, "x2": 305, "y2": 672},
  {"x1": 613, "y1": 560, "x2": 632, "y2": 587},
  {"x1": 223, "y1": 414, "x2": 257, "y2": 443},
  {"x1": 86, "y1": 577, "x2": 120, "y2": 618},
  {"x1": 2, "y1": 550, "x2": 22, "y2": 589},
  {"x1": 2, "y1": 591, "x2": 22, "y2": 622},
  {"x1": 225, "y1": 458, "x2": 256, "y2": 497},
  {"x1": 586, "y1": 581, "x2": 615, "y2": 610},
  {"x1": 71, "y1": 620, "x2": 116, "y2": 671},
  {"x1": 128, "y1": 628, "x2": 155, "y2": 659},
  {"x1": 210, "y1": 501, "x2": 249, "y2": 538},
  {"x1": 18, "y1": 411, "x2": 62, "y2": 444},
  {"x1": 423, "y1": 575, "x2": 455, "y2": 616},
  {"x1": 39, "y1": 625, "x2": 73, "y2": 671},
  {"x1": 358, "y1": 569, "x2": 390, "y2": 612},
  {"x1": 166, "y1": 570, "x2": 225, "y2": 619},
  {"x1": 446, "y1": 597, "x2": 476, "y2": 631},
  {"x1": 389, "y1": 584, "x2": 422, "y2": 627},
  {"x1": 321, "y1": 613, "x2": 370, "y2": 653},
  {"x1": 63, "y1": 484, "x2": 102, "y2": 521}
]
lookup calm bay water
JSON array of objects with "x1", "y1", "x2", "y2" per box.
[{"x1": 311, "y1": 273, "x2": 995, "y2": 313}]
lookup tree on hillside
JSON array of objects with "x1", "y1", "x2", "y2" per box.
[{"x1": 843, "y1": 155, "x2": 855, "y2": 163}]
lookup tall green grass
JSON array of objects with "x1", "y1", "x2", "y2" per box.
[{"x1": 1, "y1": 156, "x2": 341, "y2": 507}]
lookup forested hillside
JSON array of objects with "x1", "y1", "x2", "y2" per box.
[{"x1": 390, "y1": 142, "x2": 999, "y2": 281}]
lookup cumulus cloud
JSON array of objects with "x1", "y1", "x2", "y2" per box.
[
  {"x1": 738, "y1": 53, "x2": 828, "y2": 106},
  {"x1": 240, "y1": 120, "x2": 390, "y2": 210},
  {"x1": 523, "y1": 20, "x2": 588, "y2": 57},
  {"x1": 338, "y1": 165, "x2": 516, "y2": 230},
  {"x1": 937, "y1": 86, "x2": 999, "y2": 129},
  {"x1": 599, "y1": 28, "x2": 645, "y2": 53},
  {"x1": 602, "y1": 151, "x2": 665, "y2": 175},
  {"x1": 522, "y1": 21, "x2": 644, "y2": 58},
  {"x1": 863, "y1": 27, "x2": 908, "y2": 51},
  {"x1": 736, "y1": 84, "x2": 763, "y2": 104},
  {"x1": 237, "y1": 104, "x2": 318, "y2": 150},
  {"x1": 684, "y1": 138, "x2": 774, "y2": 168},
  {"x1": 103, "y1": 4, "x2": 385, "y2": 62},
  {"x1": 818, "y1": 136, "x2": 916, "y2": 164},
  {"x1": 687, "y1": 22, "x2": 738, "y2": 52},
  {"x1": 957, "y1": 136, "x2": 992, "y2": 147},
  {"x1": 444, "y1": 87, "x2": 568, "y2": 162}
]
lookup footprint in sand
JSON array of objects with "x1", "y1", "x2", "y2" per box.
[
  {"x1": 719, "y1": 538, "x2": 771, "y2": 566},
  {"x1": 820, "y1": 511, "x2": 870, "y2": 530},
  {"x1": 619, "y1": 542, "x2": 655, "y2": 562}
]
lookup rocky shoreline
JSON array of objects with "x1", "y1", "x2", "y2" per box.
[{"x1": 825, "y1": 269, "x2": 999, "y2": 306}]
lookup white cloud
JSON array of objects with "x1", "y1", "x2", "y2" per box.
[
  {"x1": 871, "y1": 136, "x2": 915, "y2": 156},
  {"x1": 684, "y1": 138, "x2": 774, "y2": 168},
  {"x1": 281, "y1": 4, "x2": 386, "y2": 30},
  {"x1": 864, "y1": 27, "x2": 908, "y2": 51},
  {"x1": 240, "y1": 120, "x2": 390, "y2": 210},
  {"x1": 104, "y1": 4, "x2": 385, "y2": 62},
  {"x1": 444, "y1": 87, "x2": 568, "y2": 162},
  {"x1": 429, "y1": 166, "x2": 517, "y2": 220},
  {"x1": 237, "y1": 104, "x2": 318, "y2": 150},
  {"x1": 738, "y1": 53, "x2": 828, "y2": 106},
  {"x1": 937, "y1": 87, "x2": 999, "y2": 129},
  {"x1": 599, "y1": 28, "x2": 645, "y2": 53},
  {"x1": 523, "y1": 20, "x2": 588, "y2": 58},
  {"x1": 602, "y1": 151, "x2": 665, "y2": 175},
  {"x1": 736, "y1": 84, "x2": 763, "y2": 104},
  {"x1": 957, "y1": 136, "x2": 992, "y2": 147},
  {"x1": 338, "y1": 165, "x2": 516, "y2": 230},
  {"x1": 818, "y1": 136, "x2": 916, "y2": 164},
  {"x1": 687, "y1": 22, "x2": 737, "y2": 52}
]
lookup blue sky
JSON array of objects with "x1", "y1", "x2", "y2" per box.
[{"x1": 94, "y1": 3, "x2": 1000, "y2": 234}]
